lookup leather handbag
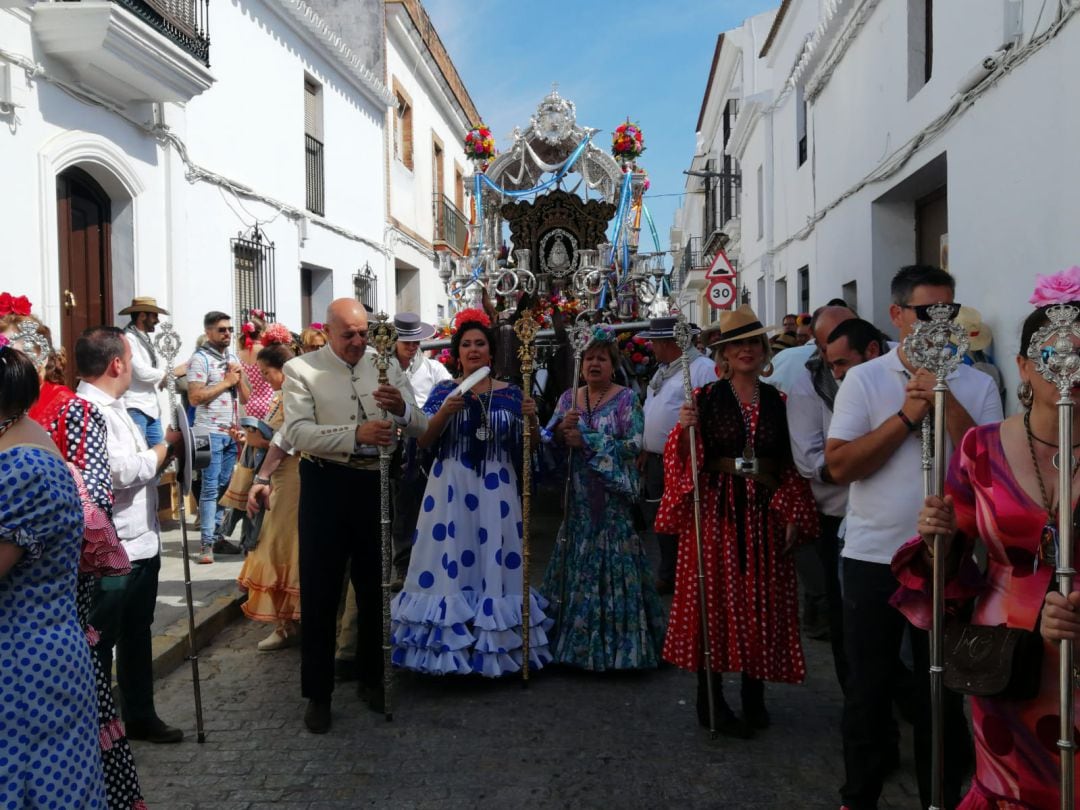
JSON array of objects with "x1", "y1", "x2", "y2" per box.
[
  {"x1": 219, "y1": 446, "x2": 256, "y2": 510},
  {"x1": 943, "y1": 619, "x2": 1043, "y2": 700}
]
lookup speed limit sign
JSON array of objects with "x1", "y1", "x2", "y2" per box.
[{"x1": 707, "y1": 277, "x2": 736, "y2": 310}]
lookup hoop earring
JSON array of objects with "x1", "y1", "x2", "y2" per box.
[
  {"x1": 717, "y1": 359, "x2": 733, "y2": 380},
  {"x1": 1017, "y1": 381, "x2": 1033, "y2": 409},
  {"x1": 761, "y1": 361, "x2": 774, "y2": 378}
]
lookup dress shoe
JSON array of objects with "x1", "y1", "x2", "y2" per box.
[
  {"x1": 304, "y1": 699, "x2": 331, "y2": 734},
  {"x1": 125, "y1": 716, "x2": 184, "y2": 744},
  {"x1": 213, "y1": 537, "x2": 242, "y2": 555},
  {"x1": 359, "y1": 683, "x2": 385, "y2": 714},
  {"x1": 257, "y1": 624, "x2": 299, "y2": 652},
  {"x1": 743, "y1": 705, "x2": 771, "y2": 730}
]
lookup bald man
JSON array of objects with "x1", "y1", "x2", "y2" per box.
[{"x1": 282, "y1": 299, "x2": 427, "y2": 733}]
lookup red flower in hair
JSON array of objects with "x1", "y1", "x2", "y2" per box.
[
  {"x1": 0, "y1": 293, "x2": 12, "y2": 316},
  {"x1": 11, "y1": 296, "x2": 30, "y2": 316},
  {"x1": 260, "y1": 323, "x2": 293, "y2": 346},
  {"x1": 453, "y1": 307, "x2": 491, "y2": 331}
]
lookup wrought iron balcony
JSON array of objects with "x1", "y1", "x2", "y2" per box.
[
  {"x1": 113, "y1": 0, "x2": 210, "y2": 65},
  {"x1": 433, "y1": 193, "x2": 468, "y2": 256},
  {"x1": 306, "y1": 134, "x2": 325, "y2": 216}
]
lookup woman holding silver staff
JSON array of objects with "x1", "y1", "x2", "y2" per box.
[
  {"x1": 390, "y1": 308, "x2": 553, "y2": 676},
  {"x1": 895, "y1": 267, "x2": 1080, "y2": 809},
  {"x1": 540, "y1": 324, "x2": 666, "y2": 671},
  {"x1": 656, "y1": 305, "x2": 818, "y2": 736}
]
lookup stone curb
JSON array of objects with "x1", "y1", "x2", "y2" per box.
[{"x1": 151, "y1": 592, "x2": 245, "y2": 680}]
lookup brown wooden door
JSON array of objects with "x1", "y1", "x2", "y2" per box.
[{"x1": 57, "y1": 167, "x2": 112, "y2": 387}]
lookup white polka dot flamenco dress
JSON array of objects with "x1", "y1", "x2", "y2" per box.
[{"x1": 390, "y1": 381, "x2": 553, "y2": 676}]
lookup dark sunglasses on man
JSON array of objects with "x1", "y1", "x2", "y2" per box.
[{"x1": 901, "y1": 302, "x2": 962, "y2": 322}]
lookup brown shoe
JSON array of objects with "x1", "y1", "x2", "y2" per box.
[
  {"x1": 125, "y1": 717, "x2": 184, "y2": 744},
  {"x1": 304, "y1": 699, "x2": 331, "y2": 734}
]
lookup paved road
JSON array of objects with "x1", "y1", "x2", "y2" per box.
[{"x1": 135, "y1": 488, "x2": 920, "y2": 809}]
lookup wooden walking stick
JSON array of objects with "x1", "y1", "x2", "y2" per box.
[
  {"x1": 371, "y1": 313, "x2": 398, "y2": 721},
  {"x1": 673, "y1": 315, "x2": 716, "y2": 738},
  {"x1": 903, "y1": 303, "x2": 969, "y2": 809},
  {"x1": 153, "y1": 321, "x2": 208, "y2": 743},
  {"x1": 1027, "y1": 303, "x2": 1080, "y2": 809},
  {"x1": 514, "y1": 308, "x2": 540, "y2": 684}
]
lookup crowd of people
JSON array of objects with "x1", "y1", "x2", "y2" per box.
[{"x1": 4, "y1": 261, "x2": 1080, "y2": 808}]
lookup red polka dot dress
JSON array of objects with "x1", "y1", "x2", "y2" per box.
[{"x1": 656, "y1": 380, "x2": 817, "y2": 683}]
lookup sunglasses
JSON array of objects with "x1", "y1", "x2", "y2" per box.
[
  {"x1": 215, "y1": 326, "x2": 235, "y2": 333},
  {"x1": 900, "y1": 302, "x2": 962, "y2": 322}
]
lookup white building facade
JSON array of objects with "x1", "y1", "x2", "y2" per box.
[
  {"x1": 678, "y1": 0, "x2": 1080, "y2": 399},
  {"x1": 0, "y1": 0, "x2": 392, "y2": 371},
  {"x1": 384, "y1": 0, "x2": 479, "y2": 328}
]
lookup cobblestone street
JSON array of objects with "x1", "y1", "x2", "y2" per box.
[{"x1": 134, "y1": 492, "x2": 919, "y2": 809}]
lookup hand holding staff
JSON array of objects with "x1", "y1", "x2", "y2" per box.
[
  {"x1": 514, "y1": 308, "x2": 541, "y2": 684},
  {"x1": 673, "y1": 315, "x2": 717, "y2": 738},
  {"x1": 902, "y1": 303, "x2": 969, "y2": 810},
  {"x1": 153, "y1": 320, "x2": 207, "y2": 743},
  {"x1": 1026, "y1": 303, "x2": 1080, "y2": 810},
  {"x1": 370, "y1": 313, "x2": 398, "y2": 721}
]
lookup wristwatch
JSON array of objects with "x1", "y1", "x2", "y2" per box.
[{"x1": 253, "y1": 475, "x2": 271, "y2": 486}]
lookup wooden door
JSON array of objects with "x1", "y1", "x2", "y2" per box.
[{"x1": 57, "y1": 167, "x2": 112, "y2": 387}]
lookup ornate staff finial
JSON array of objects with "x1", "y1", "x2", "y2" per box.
[
  {"x1": 673, "y1": 313, "x2": 694, "y2": 354},
  {"x1": 1028, "y1": 303, "x2": 1080, "y2": 395},
  {"x1": 370, "y1": 312, "x2": 397, "y2": 375},
  {"x1": 902, "y1": 303, "x2": 968, "y2": 380},
  {"x1": 14, "y1": 318, "x2": 51, "y2": 372},
  {"x1": 514, "y1": 307, "x2": 541, "y2": 373}
]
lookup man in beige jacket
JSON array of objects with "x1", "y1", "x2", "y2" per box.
[{"x1": 283, "y1": 298, "x2": 426, "y2": 733}]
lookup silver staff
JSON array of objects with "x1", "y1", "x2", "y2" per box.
[
  {"x1": 14, "y1": 317, "x2": 52, "y2": 373},
  {"x1": 153, "y1": 321, "x2": 207, "y2": 743},
  {"x1": 903, "y1": 303, "x2": 969, "y2": 810},
  {"x1": 553, "y1": 321, "x2": 592, "y2": 634},
  {"x1": 1027, "y1": 303, "x2": 1080, "y2": 810},
  {"x1": 674, "y1": 315, "x2": 716, "y2": 738},
  {"x1": 370, "y1": 313, "x2": 398, "y2": 721}
]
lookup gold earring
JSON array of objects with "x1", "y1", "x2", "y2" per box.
[
  {"x1": 1017, "y1": 381, "x2": 1033, "y2": 409},
  {"x1": 761, "y1": 361, "x2": 774, "y2": 378}
]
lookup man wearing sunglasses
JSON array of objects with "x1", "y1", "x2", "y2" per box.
[
  {"x1": 825, "y1": 265, "x2": 1002, "y2": 810},
  {"x1": 187, "y1": 311, "x2": 251, "y2": 563}
]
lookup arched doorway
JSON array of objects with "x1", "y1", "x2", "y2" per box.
[{"x1": 57, "y1": 166, "x2": 112, "y2": 387}]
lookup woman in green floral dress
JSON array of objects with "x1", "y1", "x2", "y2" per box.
[{"x1": 541, "y1": 326, "x2": 666, "y2": 670}]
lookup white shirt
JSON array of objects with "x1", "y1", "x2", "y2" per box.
[
  {"x1": 642, "y1": 355, "x2": 718, "y2": 454},
  {"x1": 767, "y1": 343, "x2": 816, "y2": 396},
  {"x1": 78, "y1": 380, "x2": 161, "y2": 561},
  {"x1": 827, "y1": 348, "x2": 1003, "y2": 564},
  {"x1": 121, "y1": 329, "x2": 165, "y2": 420},
  {"x1": 786, "y1": 359, "x2": 848, "y2": 517},
  {"x1": 403, "y1": 353, "x2": 452, "y2": 409}
]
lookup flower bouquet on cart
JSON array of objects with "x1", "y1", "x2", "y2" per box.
[
  {"x1": 612, "y1": 119, "x2": 646, "y2": 165},
  {"x1": 464, "y1": 123, "x2": 497, "y2": 168}
]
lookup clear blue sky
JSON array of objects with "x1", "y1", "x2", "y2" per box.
[{"x1": 423, "y1": 0, "x2": 777, "y2": 253}]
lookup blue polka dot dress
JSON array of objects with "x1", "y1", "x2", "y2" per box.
[
  {"x1": 390, "y1": 381, "x2": 553, "y2": 676},
  {"x1": 0, "y1": 446, "x2": 107, "y2": 808}
]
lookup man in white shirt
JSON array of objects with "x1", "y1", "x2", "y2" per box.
[
  {"x1": 639, "y1": 317, "x2": 717, "y2": 593},
  {"x1": 119, "y1": 297, "x2": 169, "y2": 446},
  {"x1": 826, "y1": 266, "x2": 1002, "y2": 810},
  {"x1": 78, "y1": 326, "x2": 185, "y2": 744}
]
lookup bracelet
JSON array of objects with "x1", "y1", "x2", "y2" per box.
[
  {"x1": 896, "y1": 409, "x2": 919, "y2": 432},
  {"x1": 253, "y1": 475, "x2": 271, "y2": 486}
]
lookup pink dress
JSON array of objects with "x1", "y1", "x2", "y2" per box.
[
  {"x1": 242, "y1": 361, "x2": 273, "y2": 420},
  {"x1": 891, "y1": 423, "x2": 1078, "y2": 809}
]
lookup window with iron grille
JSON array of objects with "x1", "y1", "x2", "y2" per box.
[
  {"x1": 232, "y1": 228, "x2": 276, "y2": 323},
  {"x1": 353, "y1": 264, "x2": 378, "y2": 312},
  {"x1": 305, "y1": 77, "x2": 325, "y2": 216}
]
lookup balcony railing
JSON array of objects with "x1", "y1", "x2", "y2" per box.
[
  {"x1": 433, "y1": 193, "x2": 468, "y2": 256},
  {"x1": 305, "y1": 134, "x2": 325, "y2": 217},
  {"x1": 114, "y1": 0, "x2": 210, "y2": 65}
]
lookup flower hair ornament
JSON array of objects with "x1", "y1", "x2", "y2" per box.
[
  {"x1": 0, "y1": 333, "x2": 9, "y2": 350},
  {"x1": 589, "y1": 324, "x2": 616, "y2": 345},
  {"x1": 453, "y1": 307, "x2": 492, "y2": 331},
  {"x1": 1030, "y1": 266, "x2": 1080, "y2": 307},
  {"x1": 260, "y1": 323, "x2": 293, "y2": 346},
  {"x1": 0, "y1": 292, "x2": 32, "y2": 317}
]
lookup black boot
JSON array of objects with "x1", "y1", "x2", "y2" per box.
[
  {"x1": 740, "y1": 673, "x2": 770, "y2": 730},
  {"x1": 697, "y1": 670, "x2": 752, "y2": 738}
]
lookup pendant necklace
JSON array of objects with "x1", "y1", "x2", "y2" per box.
[
  {"x1": 475, "y1": 379, "x2": 494, "y2": 442},
  {"x1": 729, "y1": 379, "x2": 760, "y2": 460},
  {"x1": 1026, "y1": 411, "x2": 1064, "y2": 571},
  {"x1": 1025, "y1": 410, "x2": 1080, "y2": 472},
  {"x1": 583, "y1": 382, "x2": 611, "y2": 427}
]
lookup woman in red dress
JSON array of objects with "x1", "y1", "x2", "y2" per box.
[{"x1": 657, "y1": 306, "x2": 817, "y2": 736}]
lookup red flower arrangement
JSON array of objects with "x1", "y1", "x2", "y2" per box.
[
  {"x1": 464, "y1": 124, "x2": 496, "y2": 163},
  {"x1": 260, "y1": 323, "x2": 293, "y2": 346},
  {"x1": 453, "y1": 307, "x2": 491, "y2": 331},
  {"x1": 618, "y1": 331, "x2": 656, "y2": 377},
  {"x1": 612, "y1": 119, "x2": 646, "y2": 161},
  {"x1": 0, "y1": 292, "x2": 32, "y2": 317}
]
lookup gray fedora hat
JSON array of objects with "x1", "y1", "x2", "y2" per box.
[{"x1": 394, "y1": 312, "x2": 437, "y2": 341}]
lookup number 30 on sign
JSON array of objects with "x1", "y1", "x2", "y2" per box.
[{"x1": 707, "y1": 277, "x2": 736, "y2": 310}]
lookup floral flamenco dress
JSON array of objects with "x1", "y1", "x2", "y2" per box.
[
  {"x1": 891, "y1": 423, "x2": 1080, "y2": 809},
  {"x1": 391, "y1": 380, "x2": 553, "y2": 676},
  {"x1": 540, "y1": 386, "x2": 666, "y2": 670}
]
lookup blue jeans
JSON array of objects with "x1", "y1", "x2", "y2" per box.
[
  {"x1": 127, "y1": 408, "x2": 164, "y2": 447},
  {"x1": 199, "y1": 433, "x2": 237, "y2": 546}
]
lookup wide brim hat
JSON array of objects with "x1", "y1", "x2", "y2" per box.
[
  {"x1": 637, "y1": 316, "x2": 700, "y2": 340},
  {"x1": 707, "y1": 304, "x2": 776, "y2": 348},
  {"x1": 955, "y1": 305, "x2": 992, "y2": 352},
  {"x1": 394, "y1": 312, "x2": 437, "y2": 341},
  {"x1": 119, "y1": 296, "x2": 169, "y2": 316}
]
